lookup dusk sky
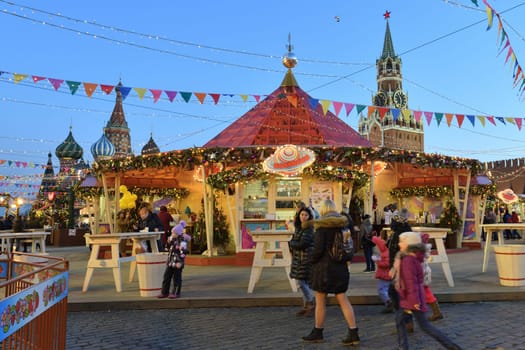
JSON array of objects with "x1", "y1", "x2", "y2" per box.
[{"x1": 1, "y1": 0, "x2": 524, "y2": 201}]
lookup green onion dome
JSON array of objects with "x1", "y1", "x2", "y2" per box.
[{"x1": 55, "y1": 128, "x2": 83, "y2": 160}]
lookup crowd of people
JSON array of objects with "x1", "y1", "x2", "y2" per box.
[{"x1": 290, "y1": 199, "x2": 463, "y2": 349}]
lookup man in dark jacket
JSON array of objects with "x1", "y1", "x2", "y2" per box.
[{"x1": 138, "y1": 206, "x2": 164, "y2": 251}]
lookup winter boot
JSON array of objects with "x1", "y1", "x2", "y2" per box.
[
  {"x1": 381, "y1": 300, "x2": 394, "y2": 314},
  {"x1": 342, "y1": 327, "x2": 360, "y2": 346},
  {"x1": 406, "y1": 320, "x2": 414, "y2": 333},
  {"x1": 296, "y1": 304, "x2": 307, "y2": 316},
  {"x1": 427, "y1": 301, "x2": 444, "y2": 321},
  {"x1": 302, "y1": 327, "x2": 324, "y2": 342},
  {"x1": 303, "y1": 301, "x2": 315, "y2": 317}
]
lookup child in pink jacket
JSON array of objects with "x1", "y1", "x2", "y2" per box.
[
  {"x1": 372, "y1": 235, "x2": 393, "y2": 313},
  {"x1": 394, "y1": 232, "x2": 462, "y2": 350}
]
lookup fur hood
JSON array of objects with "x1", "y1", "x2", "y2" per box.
[
  {"x1": 301, "y1": 219, "x2": 314, "y2": 229},
  {"x1": 314, "y1": 212, "x2": 348, "y2": 229}
]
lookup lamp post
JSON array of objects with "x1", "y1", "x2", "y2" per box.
[{"x1": 12, "y1": 197, "x2": 24, "y2": 232}]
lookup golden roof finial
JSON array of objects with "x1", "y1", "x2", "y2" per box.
[{"x1": 282, "y1": 33, "x2": 297, "y2": 69}]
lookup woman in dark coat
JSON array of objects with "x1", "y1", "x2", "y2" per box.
[
  {"x1": 289, "y1": 207, "x2": 315, "y2": 316},
  {"x1": 303, "y1": 199, "x2": 360, "y2": 346}
]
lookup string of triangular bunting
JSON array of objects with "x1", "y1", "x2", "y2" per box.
[
  {"x1": 3, "y1": 0, "x2": 525, "y2": 131},
  {"x1": 471, "y1": 0, "x2": 525, "y2": 96},
  {"x1": 0, "y1": 159, "x2": 47, "y2": 169},
  {"x1": 4, "y1": 68, "x2": 525, "y2": 130}
]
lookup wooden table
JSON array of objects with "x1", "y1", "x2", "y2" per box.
[
  {"x1": 480, "y1": 223, "x2": 525, "y2": 272},
  {"x1": 384, "y1": 226, "x2": 455, "y2": 287},
  {"x1": 0, "y1": 231, "x2": 50, "y2": 253},
  {"x1": 247, "y1": 230, "x2": 297, "y2": 294},
  {"x1": 82, "y1": 232, "x2": 161, "y2": 292},
  {"x1": 411, "y1": 227, "x2": 454, "y2": 287}
]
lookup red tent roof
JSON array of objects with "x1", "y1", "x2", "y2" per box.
[{"x1": 204, "y1": 70, "x2": 372, "y2": 148}]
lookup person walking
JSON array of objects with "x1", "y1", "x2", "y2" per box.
[
  {"x1": 302, "y1": 199, "x2": 360, "y2": 346},
  {"x1": 360, "y1": 214, "x2": 375, "y2": 273},
  {"x1": 387, "y1": 208, "x2": 414, "y2": 332},
  {"x1": 371, "y1": 235, "x2": 393, "y2": 313},
  {"x1": 289, "y1": 207, "x2": 315, "y2": 317},
  {"x1": 393, "y1": 232, "x2": 463, "y2": 350}
]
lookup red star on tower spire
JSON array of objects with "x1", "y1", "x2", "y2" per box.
[{"x1": 383, "y1": 11, "x2": 391, "y2": 19}]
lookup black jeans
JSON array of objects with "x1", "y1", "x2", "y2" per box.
[
  {"x1": 363, "y1": 245, "x2": 375, "y2": 271},
  {"x1": 161, "y1": 266, "x2": 183, "y2": 295}
]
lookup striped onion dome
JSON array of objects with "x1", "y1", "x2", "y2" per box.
[
  {"x1": 55, "y1": 127, "x2": 83, "y2": 160},
  {"x1": 91, "y1": 133, "x2": 115, "y2": 160},
  {"x1": 141, "y1": 133, "x2": 160, "y2": 155}
]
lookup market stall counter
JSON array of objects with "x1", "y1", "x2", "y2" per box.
[
  {"x1": 82, "y1": 231, "x2": 161, "y2": 292},
  {"x1": 247, "y1": 230, "x2": 297, "y2": 293}
]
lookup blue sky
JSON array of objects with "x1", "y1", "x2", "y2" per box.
[{"x1": 1, "y1": 0, "x2": 525, "y2": 200}]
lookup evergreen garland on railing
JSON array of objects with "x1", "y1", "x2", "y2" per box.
[
  {"x1": 93, "y1": 146, "x2": 483, "y2": 175},
  {"x1": 75, "y1": 186, "x2": 189, "y2": 200},
  {"x1": 389, "y1": 184, "x2": 496, "y2": 199}
]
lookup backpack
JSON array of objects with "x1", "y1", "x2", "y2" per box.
[{"x1": 329, "y1": 230, "x2": 354, "y2": 263}]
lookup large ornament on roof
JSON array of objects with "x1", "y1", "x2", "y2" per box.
[
  {"x1": 263, "y1": 144, "x2": 316, "y2": 177},
  {"x1": 282, "y1": 33, "x2": 297, "y2": 69},
  {"x1": 497, "y1": 188, "x2": 519, "y2": 204}
]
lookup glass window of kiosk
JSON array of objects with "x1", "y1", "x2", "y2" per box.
[
  {"x1": 243, "y1": 180, "x2": 269, "y2": 219},
  {"x1": 275, "y1": 178, "x2": 302, "y2": 220}
]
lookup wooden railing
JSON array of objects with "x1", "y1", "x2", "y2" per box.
[{"x1": 0, "y1": 252, "x2": 69, "y2": 349}]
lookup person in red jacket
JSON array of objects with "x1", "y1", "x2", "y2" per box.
[{"x1": 371, "y1": 235, "x2": 393, "y2": 313}]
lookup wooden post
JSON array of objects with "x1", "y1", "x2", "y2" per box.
[
  {"x1": 368, "y1": 160, "x2": 375, "y2": 216},
  {"x1": 202, "y1": 166, "x2": 213, "y2": 257},
  {"x1": 114, "y1": 176, "x2": 121, "y2": 235},
  {"x1": 225, "y1": 190, "x2": 238, "y2": 253},
  {"x1": 101, "y1": 174, "x2": 113, "y2": 234}
]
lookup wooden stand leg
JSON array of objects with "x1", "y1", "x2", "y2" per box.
[
  {"x1": 112, "y1": 267, "x2": 122, "y2": 292},
  {"x1": 82, "y1": 268, "x2": 94, "y2": 293},
  {"x1": 482, "y1": 231, "x2": 492, "y2": 272},
  {"x1": 248, "y1": 266, "x2": 263, "y2": 293},
  {"x1": 285, "y1": 266, "x2": 298, "y2": 292}
]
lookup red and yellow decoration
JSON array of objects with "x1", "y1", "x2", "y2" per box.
[{"x1": 262, "y1": 145, "x2": 316, "y2": 177}]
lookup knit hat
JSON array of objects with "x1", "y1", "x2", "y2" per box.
[
  {"x1": 399, "y1": 231, "x2": 422, "y2": 246},
  {"x1": 178, "y1": 220, "x2": 187, "y2": 228},
  {"x1": 172, "y1": 224, "x2": 184, "y2": 235}
]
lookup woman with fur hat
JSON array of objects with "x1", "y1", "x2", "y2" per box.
[
  {"x1": 289, "y1": 207, "x2": 315, "y2": 317},
  {"x1": 393, "y1": 232, "x2": 462, "y2": 350},
  {"x1": 302, "y1": 199, "x2": 360, "y2": 346}
]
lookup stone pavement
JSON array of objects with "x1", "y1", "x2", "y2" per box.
[
  {"x1": 49, "y1": 244, "x2": 525, "y2": 311},
  {"x1": 65, "y1": 302, "x2": 521, "y2": 349},
  {"x1": 52, "y1": 244, "x2": 525, "y2": 349}
]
